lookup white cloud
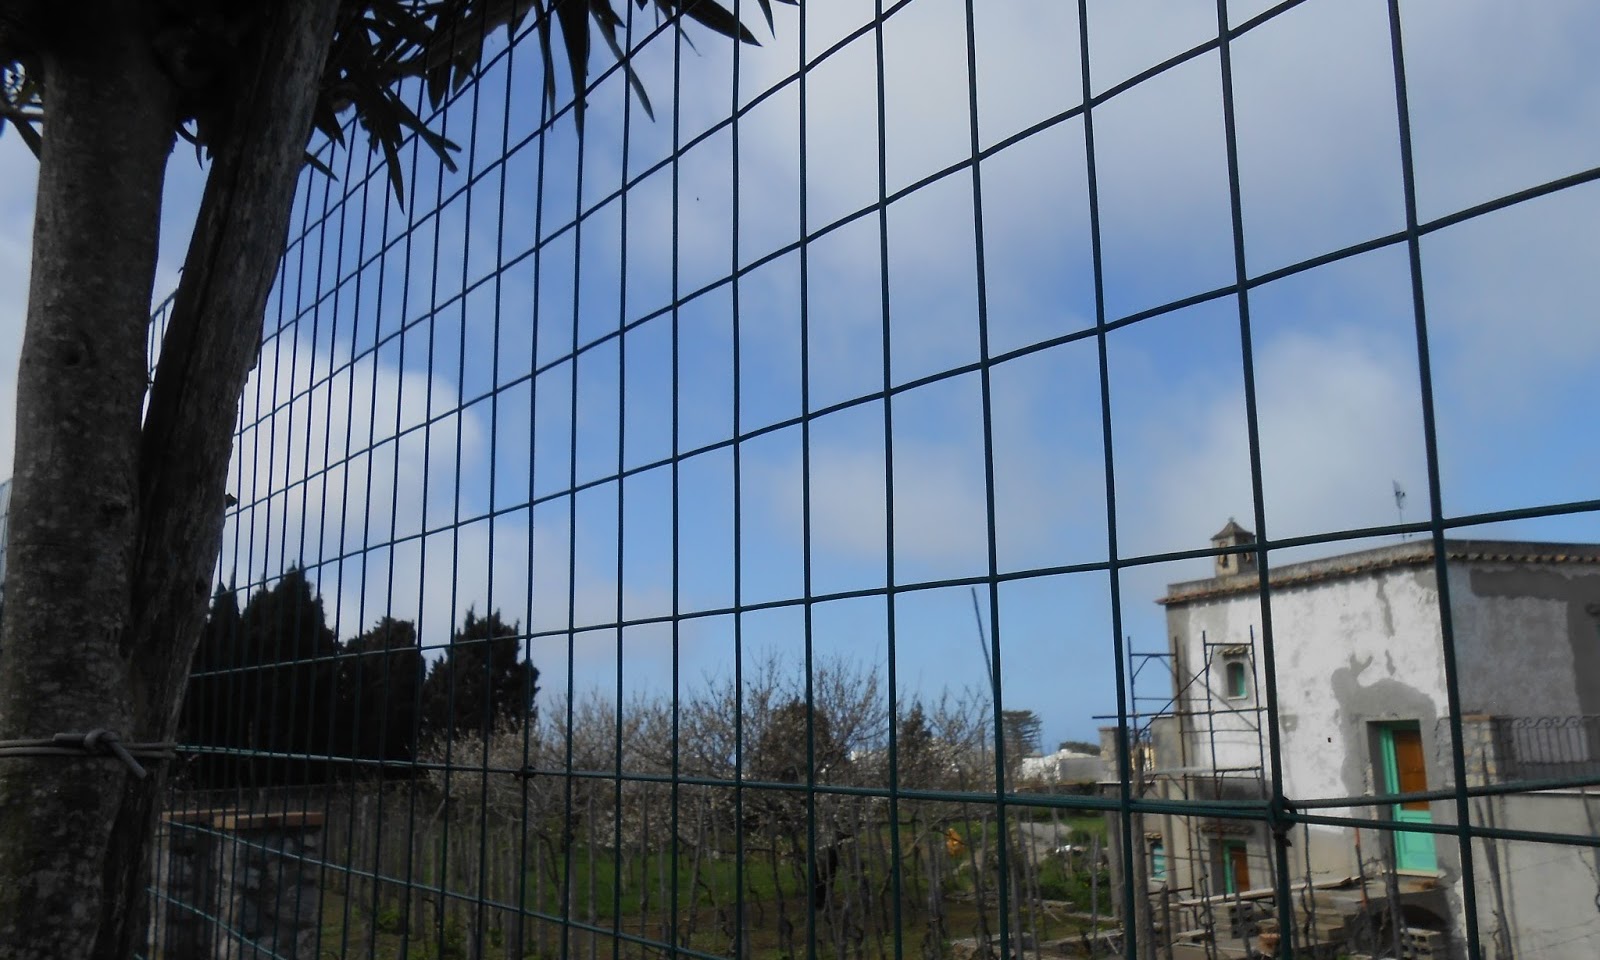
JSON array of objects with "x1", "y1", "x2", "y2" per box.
[
  {"x1": 223, "y1": 330, "x2": 484, "y2": 641},
  {"x1": 1141, "y1": 328, "x2": 1429, "y2": 553},
  {"x1": 1401, "y1": 0, "x2": 1600, "y2": 222},
  {"x1": 222, "y1": 331, "x2": 678, "y2": 674}
]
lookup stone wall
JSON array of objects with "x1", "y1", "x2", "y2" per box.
[{"x1": 148, "y1": 808, "x2": 325, "y2": 959}]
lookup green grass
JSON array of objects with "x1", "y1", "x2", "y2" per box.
[
  {"x1": 316, "y1": 885, "x2": 1112, "y2": 960},
  {"x1": 309, "y1": 817, "x2": 1117, "y2": 959},
  {"x1": 314, "y1": 847, "x2": 1115, "y2": 959}
]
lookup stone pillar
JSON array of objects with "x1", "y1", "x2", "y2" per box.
[
  {"x1": 1456, "y1": 715, "x2": 1504, "y2": 787},
  {"x1": 149, "y1": 808, "x2": 221, "y2": 960},
  {"x1": 148, "y1": 807, "x2": 325, "y2": 959},
  {"x1": 212, "y1": 810, "x2": 325, "y2": 960}
]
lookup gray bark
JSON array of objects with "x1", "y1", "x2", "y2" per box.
[
  {"x1": 0, "y1": 10, "x2": 175, "y2": 957},
  {"x1": 0, "y1": 1, "x2": 341, "y2": 957}
]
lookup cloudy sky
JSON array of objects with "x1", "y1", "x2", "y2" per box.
[{"x1": 3, "y1": 0, "x2": 1599, "y2": 751}]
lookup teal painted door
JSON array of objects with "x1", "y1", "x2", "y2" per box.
[
  {"x1": 1379, "y1": 723, "x2": 1437, "y2": 873},
  {"x1": 1222, "y1": 841, "x2": 1249, "y2": 893}
]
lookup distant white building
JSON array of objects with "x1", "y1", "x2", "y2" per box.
[
  {"x1": 1018, "y1": 748, "x2": 1102, "y2": 785},
  {"x1": 1107, "y1": 521, "x2": 1600, "y2": 960}
]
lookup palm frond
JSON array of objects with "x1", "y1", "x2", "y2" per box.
[
  {"x1": 1, "y1": 59, "x2": 42, "y2": 156},
  {"x1": 8, "y1": 0, "x2": 779, "y2": 205},
  {"x1": 336, "y1": 0, "x2": 767, "y2": 201}
]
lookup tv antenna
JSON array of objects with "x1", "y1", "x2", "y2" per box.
[
  {"x1": 1393, "y1": 481, "x2": 1407, "y2": 539},
  {"x1": 969, "y1": 587, "x2": 995, "y2": 688}
]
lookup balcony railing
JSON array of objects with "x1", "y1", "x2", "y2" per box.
[{"x1": 1485, "y1": 716, "x2": 1600, "y2": 785}]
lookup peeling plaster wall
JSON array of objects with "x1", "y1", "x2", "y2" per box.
[
  {"x1": 1160, "y1": 553, "x2": 1600, "y2": 958},
  {"x1": 1168, "y1": 563, "x2": 1448, "y2": 811},
  {"x1": 1162, "y1": 563, "x2": 1456, "y2": 903},
  {"x1": 1471, "y1": 791, "x2": 1600, "y2": 960},
  {"x1": 1449, "y1": 563, "x2": 1600, "y2": 719}
]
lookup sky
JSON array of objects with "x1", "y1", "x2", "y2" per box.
[{"x1": 3, "y1": 0, "x2": 1600, "y2": 752}]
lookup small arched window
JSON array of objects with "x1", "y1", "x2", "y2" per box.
[{"x1": 1225, "y1": 660, "x2": 1249, "y2": 699}]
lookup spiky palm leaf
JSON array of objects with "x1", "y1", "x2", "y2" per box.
[
  {"x1": 0, "y1": 0, "x2": 795, "y2": 206},
  {"x1": 0, "y1": 57, "x2": 41, "y2": 152}
]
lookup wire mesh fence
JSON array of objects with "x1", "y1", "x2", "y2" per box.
[{"x1": 132, "y1": 2, "x2": 1600, "y2": 959}]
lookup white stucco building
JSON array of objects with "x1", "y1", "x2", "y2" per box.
[
  {"x1": 1017, "y1": 747, "x2": 1103, "y2": 786},
  {"x1": 1107, "y1": 521, "x2": 1600, "y2": 960}
]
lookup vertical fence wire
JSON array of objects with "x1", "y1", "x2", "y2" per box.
[
  {"x1": 1209, "y1": 4, "x2": 1298, "y2": 958},
  {"x1": 1382, "y1": 4, "x2": 1484, "y2": 959}
]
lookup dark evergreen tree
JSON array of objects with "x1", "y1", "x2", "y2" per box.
[
  {"x1": 897, "y1": 700, "x2": 939, "y2": 788},
  {"x1": 1002, "y1": 708, "x2": 1043, "y2": 760},
  {"x1": 338, "y1": 617, "x2": 424, "y2": 772},
  {"x1": 176, "y1": 583, "x2": 244, "y2": 787},
  {"x1": 236, "y1": 567, "x2": 341, "y2": 785},
  {"x1": 420, "y1": 609, "x2": 538, "y2": 737}
]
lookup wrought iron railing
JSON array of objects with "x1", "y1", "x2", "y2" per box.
[{"x1": 1491, "y1": 716, "x2": 1600, "y2": 785}]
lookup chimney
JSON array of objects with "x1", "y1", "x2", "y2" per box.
[{"x1": 1211, "y1": 518, "x2": 1257, "y2": 578}]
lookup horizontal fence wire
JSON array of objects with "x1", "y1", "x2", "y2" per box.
[{"x1": 126, "y1": 2, "x2": 1600, "y2": 960}]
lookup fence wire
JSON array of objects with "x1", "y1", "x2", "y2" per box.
[{"x1": 136, "y1": 2, "x2": 1600, "y2": 960}]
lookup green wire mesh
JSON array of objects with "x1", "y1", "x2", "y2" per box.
[{"x1": 129, "y1": 3, "x2": 1600, "y2": 960}]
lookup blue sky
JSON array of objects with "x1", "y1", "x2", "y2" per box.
[{"x1": 3, "y1": 0, "x2": 1599, "y2": 751}]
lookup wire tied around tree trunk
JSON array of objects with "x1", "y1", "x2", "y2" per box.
[{"x1": 0, "y1": 730, "x2": 176, "y2": 779}]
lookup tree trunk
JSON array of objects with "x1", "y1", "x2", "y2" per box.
[
  {"x1": 0, "y1": 1, "x2": 341, "y2": 956},
  {"x1": 0, "y1": 12, "x2": 174, "y2": 959},
  {"x1": 128, "y1": 0, "x2": 341, "y2": 750},
  {"x1": 0, "y1": 13, "x2": 172, "y2": 960}
]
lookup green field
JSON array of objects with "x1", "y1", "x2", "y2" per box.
[{"x1": 308, "y1": 819, "x2": 1116, "y2": 960}]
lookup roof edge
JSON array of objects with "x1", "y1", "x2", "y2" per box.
[{"x1": 1159, "y1": 539, "x2": 1600, "y2": 606}]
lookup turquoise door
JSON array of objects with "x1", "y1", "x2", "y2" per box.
[
  {"x1": 1378, "y1": 723, "x2": 1437, "y2": 873},
  {"x1": 1222, "y1": 840, "x2": 1249, "y2": 893}
]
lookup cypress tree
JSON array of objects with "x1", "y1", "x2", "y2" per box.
[
  {"x1": 339, "y1": 617, "x2": 424, "y2": 773},
  {"x1": 420, "y1": 608, "x2": 539, "y2": 738}
]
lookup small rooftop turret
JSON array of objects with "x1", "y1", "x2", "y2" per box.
[{"x1": 1211, "y1": 518, "x2": 1257, "y2": 578}]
